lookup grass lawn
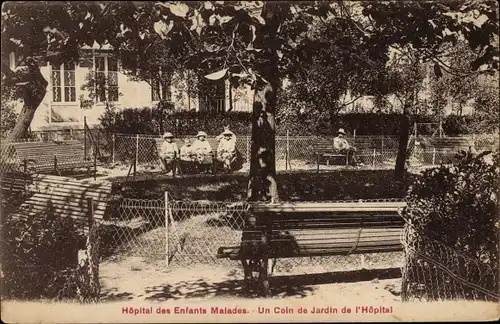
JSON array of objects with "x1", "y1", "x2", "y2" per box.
[{"x1": 110, "y1": 170, "x2": 413, "y2": 202}]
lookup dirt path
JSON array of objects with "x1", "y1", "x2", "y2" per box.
[{"x1": 99, "y1": 256, "x2": 402, "y2": 302}]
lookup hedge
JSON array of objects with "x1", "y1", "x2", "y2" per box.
[{"x1": 99, "y1": 104, "x2": 494, "y2": 136}]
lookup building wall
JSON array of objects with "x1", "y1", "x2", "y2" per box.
[{"x1": 10, "y1": 49, "x2": 254, "y2": 132}]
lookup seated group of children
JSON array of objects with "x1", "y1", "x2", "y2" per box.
[{"x1": 159, "y1": 127, "x2": 242, "y2": 175}]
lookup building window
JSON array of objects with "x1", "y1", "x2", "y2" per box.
[
  {"x1": 95, "y1": 56, "x2": 119, "y2": 103},
  {"x1": 151, "y1": 67, "x2": 172, "y2": 102},
  {"x1": 52, "y1": 62, "x2": 76, "y2": 102}
]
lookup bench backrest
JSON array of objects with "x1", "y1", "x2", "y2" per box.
[
  {"x1": 9, "y1": 174, "x2": 112, "y2": 235},
  {"x1": 241, "y1": 201, "x2": 406, "y2": 257},
  {"x1": 11, "y1": 140, "x2": 87, "y2": 162},
  {"x1": 155, "y1": 137, "x2": 220, "y2": 155},
  {"x1": 314, "y1": 137, "x2": 380, "y2": 153},
  {"x1": 418, "y1": 137, "x2": 475, "y2": 150},
  {"x1": 253, "y1": 201, "x2": 406, "y2": 228}
]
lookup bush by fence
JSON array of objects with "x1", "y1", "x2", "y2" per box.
[
  {"x1": 97, "y1": 104, "x2": 498, "y2": 137},
  {"x1": 401, "y1": 151, "x2": 499, "y2": 301},
  {"x1": 1, "y1": 207, "x2": 101, "y2": 302}
]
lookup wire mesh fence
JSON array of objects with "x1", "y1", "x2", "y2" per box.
[
  {"x1": 92, "y1": 133, "x2": 498, "y2": 175},
  {"x1": 103, "y1": 196, "x2": 251, "y2": 265},
  {"x1": 4, "y1": 130, "x2": 497, "y2": 176},
  {"x1": 401, "y1": 224, "x2": 499, "y2": 302}
]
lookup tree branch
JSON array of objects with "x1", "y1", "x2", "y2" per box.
[{"x1": 338, "y1": 94, "x2": 364, "y2": 108}]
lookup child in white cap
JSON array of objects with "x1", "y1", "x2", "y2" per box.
[
  {"x1": 217, "y1": 128, "x2": 237, "y2": 171},
  {"x1": 159, "y1": 132, "x2": 179, "y2": 173},
  {"x1": 192, "y1": 131, "x2": 213, "y2": 173}
]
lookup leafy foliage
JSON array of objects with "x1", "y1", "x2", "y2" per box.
[
  {"x1": 99, "y1": 105, "x2": 251, "y2": 135},
  {"x1": 429, "y1": 41, "x2": 482, "y2": 116},
  {"x1": 1, "y1": 210, "x2": 85, "y2": 299},
  {"x1": 363, "y1": 0, "x2": 499, "y2": 73},
  {"x1": 98, "y1": 105, "x2": 497, "y2": 136},
  {"x1": 0, "y1": 88, "x2": 18, "y2": 140},
  {"x1": 471, "y1": 73, "x2": 500, "y2": 133},
  {"x1": 402, "y1": 150, "x2": 499, "y2": 271},
  {"x1": 280, "y1": 10, "x2": 390, "y2": 117}
]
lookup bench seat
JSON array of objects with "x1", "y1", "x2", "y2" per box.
[{"x1": 8, "y1": 174, "x2": 112, "y2": 235}]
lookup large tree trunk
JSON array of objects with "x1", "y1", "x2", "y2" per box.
[
  {"x1": 395, "y1": 112, "x2": 410, "y2": 177},
  {"x1": 247, "y1": 75, "x2": 279, "y2": 202},
  {"x1": 246, "y1": 3, "x2": 282, "y2": 202},
  {"x1": 7, "y1": 62, "x2": 48, "y2": 141}
]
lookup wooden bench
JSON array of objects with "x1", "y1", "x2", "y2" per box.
[
  {"x1": 314, "y1": 138, "x2": 382, "y2": 168},
  {"x1": 217, "y1": 200, "x2": 406, "y2": 295},
  {"x1": 9, "y1": 140, "x2": 95, "y2": 175},
  {"x1": 414, "y1": 137, "x2": 476, "y2": 165},
  {"x1": 8, "y1": 174, "x2": 112, "y2": 236}
]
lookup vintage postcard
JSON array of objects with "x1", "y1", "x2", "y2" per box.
[{"x1": 1, "y1": 0, "x2": 499, "y2": 323}]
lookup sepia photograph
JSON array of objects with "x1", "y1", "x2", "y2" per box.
[{"x1": 0, "y1": 1, "x2": 499, "y2": 322}]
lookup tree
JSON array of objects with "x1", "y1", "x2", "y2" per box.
[
  {"x1": 429, "y1": 41, "x2": 481, "y2": 117},
  {"x1": 472, "y1": 73, "x2": 500, "y2": 133},
  {"x1": 362, "y1": 0, "x2": 499, "y2": 176},
  {"x1": 129, "y1": 1, "x2": 343, "y2": 201},
  {"x1": 2, "y1": 1, "x2": 498, "y2": 199},
  {"x1": 279, "y1": 13, "x2": 391, "y2": 132},
  {"x1": 0, "y1": 83, "x2": 19, "y2": 140},
  {"x1": 1, "y1": 1, "x2": 139, "y2": 141},
  {"x1": 382, "y1": 48, "x2": 427, "y2": 174}
]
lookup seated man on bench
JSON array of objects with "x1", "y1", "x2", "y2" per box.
[{"x1": 333, "y1": 128, "x2": 359, "y2": 166}]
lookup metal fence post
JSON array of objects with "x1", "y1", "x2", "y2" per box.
[
  {"x1": 246, "y1": 135, "x2": 250, "y2": 164},
  {"x1": 286, "y1": 130, "x2": 289, "y2": 171},
  {"x1": 372, "y1": 148, "x2": 376, "y2": 167},
  {"x1": 165, "y1": 191, "x2": 169, "y2": 267},
  {"x1": 94, "y1": 148, "x2": 97, "y2": 180},
  {"x1": 432, "y1": 148, "x2": 436, "y2": 165},
  {"x1": 96, "y1": 131, "x2": 100, "y2": 157},
  {"x1": 86, "y1": 197, "x2": 94, "y2": 229},
  {"x1": 84, "y1": 117, "x2": 87, "y2": 160},
  {"x1": 112, "y1": 134, "x2": 115, "y2": 164},
  {"x1": 135, "y1": 134, "x2": 139, "y2": 167}
]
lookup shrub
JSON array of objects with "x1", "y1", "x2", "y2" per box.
[
  {"x1": 402, "y1": 150, "x2": 499, "y2": 274},
  {"x1": 1, "y1": 89, "x2": 19, "y2": 140},
  {"x1": 1, "y1": 210, "x2": 85, "y2": 300},
  {"x1": 98, "y1": 102, "x2": 493, "y2": 136}
]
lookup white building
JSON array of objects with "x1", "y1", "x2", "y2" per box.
[{"x1": 8, "y1": 43, "x2": 254, "y2": 132}]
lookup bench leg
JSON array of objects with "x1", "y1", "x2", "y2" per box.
[
  {"x1": 241, "y1": 258, "x2": 251, "y2": 292},
  {"x1": 260, "y1": 256, "x2": 270, "y2": 297}
]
